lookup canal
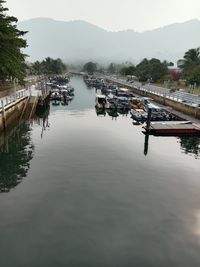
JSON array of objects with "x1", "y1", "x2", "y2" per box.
[{"x1": 0, "y1": 76, "x2": 200, "y2": 267}]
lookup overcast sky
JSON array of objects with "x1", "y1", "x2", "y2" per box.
[{"x1": 6, "y1": 0, "x2": 200, "y2": 32}]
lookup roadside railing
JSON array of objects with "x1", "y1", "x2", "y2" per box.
[
  {"x1": 107, "y1": 76, "x2": 200, "y2": 108},
  {"x1": 0, "y1": 78, "x2": 49, "y2": 114}
]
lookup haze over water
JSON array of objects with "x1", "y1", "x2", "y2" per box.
[{"x1": 0, "y1": 76, "x2": 200, "y2": 267}]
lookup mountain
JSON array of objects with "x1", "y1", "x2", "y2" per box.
[{"x1": 18, "y1": 18, "x2": 200, "y2": 64}]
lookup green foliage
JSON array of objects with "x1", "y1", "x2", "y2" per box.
[
  {"x1": 184, "y1": 65, "x2": 200, "y2": 85},
  {"x1": 83, "y1": 62, "x2": 97, "y2": 74},
  {"x1": 32, "y1": 58, "x2": 67, "y2": 75},
  {"x1": 0, "y1": 0, "x2": 27, "y2": 82},
  {"x1": 136, "y1": 58, "x2": 168, "y2": 82},
  {"x1": 183, "y1": 48, "x2": 200, "y2": 69},
  {"x1": 120, "y1": 65, "x2": 136, "y2": 76},
  {"x1": 181, "y1": 47, "x2": 200, "y2": 85}
]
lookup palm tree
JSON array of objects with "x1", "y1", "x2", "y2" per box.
[
  {"x1": 183, "y1": 47, "x2": 200, "y2": 68},
  {"x1": 182, "y1": 47, "x2": 200, "y2": 86}
]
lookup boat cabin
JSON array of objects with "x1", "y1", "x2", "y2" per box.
[{"x1": 95, "y1": 95, "x2": 107, "y2": 108}]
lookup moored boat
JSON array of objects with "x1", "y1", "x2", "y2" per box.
[
  {"x1": 95, "y1": 95, "x2": 107, "y2": 109},
  {"x1": 130, "y1": 109, "x2": 147, "y2": 122}
]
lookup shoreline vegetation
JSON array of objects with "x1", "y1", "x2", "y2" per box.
[{"x1": 0, "y1": 0, "x2": 200, "y2": 98}]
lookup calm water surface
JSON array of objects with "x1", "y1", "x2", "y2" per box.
[{"x1": 0, "y1": 76, "x2": 200, "y2": 267}]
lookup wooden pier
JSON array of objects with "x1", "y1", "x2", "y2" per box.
[{"x1": 144, "y1": 121, "x2": 200, "y2": 136}]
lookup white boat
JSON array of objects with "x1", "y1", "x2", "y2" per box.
[{"x1": 95, "y1": 95, "x2": 107, "y2": 109}]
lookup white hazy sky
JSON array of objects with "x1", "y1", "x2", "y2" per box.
[{"x1": 6, "y1": 0, "x2": 200, "y2": 32}]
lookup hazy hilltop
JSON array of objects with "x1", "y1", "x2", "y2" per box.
[{"x1": 18, "y1": 18, "x2": 200, "y2": 64}]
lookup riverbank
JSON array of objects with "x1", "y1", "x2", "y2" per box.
[{"x1": 106, "y1": 76, "x2": 200, "y2": 120}]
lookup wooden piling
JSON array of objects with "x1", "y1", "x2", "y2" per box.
[{"x1": 146, "y1": 107, "x2": 152, "y2": 130}]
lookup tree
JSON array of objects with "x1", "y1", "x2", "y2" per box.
[
  {"x1": 149, "y1": 58, "x2": 168, "y2": 82},
  {"x1": 181, "y1": 47, "x2": 200, "y2": 85},
  {"x1": 135, "y1": 58, "x2": 168, "y2": 82},
  {"x1": 0, "y1": 0, "x2": 27, "y2": 82},
  {"x1": 31, "y1": 58, "x2": 67, "y2": 75},
  {"x1": 32, "y1": 61, "x2": 42, "y2": 74},
  {"x1": 120, "y1": 65, "x2": 136, "y2": 76},
  {"x1": 135, "y1": 58, "x2": 150, "y2": 82},
  {"x1": 185, "y1": 65, "x2": 200, "y2": 85},
  {"x1": 83, "y1": 62, "x2": 97, "y2": 74},
  {"x1": 183, "y1": 48, "x2": 200, "y2": 68}
]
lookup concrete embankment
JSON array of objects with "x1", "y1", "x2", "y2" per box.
[
  {"x1": 0, "y1": 97, "x2": 28, "y2": 133},
  {"x1": 0, "y1": 77, "x2": 50, "y2": 133},
  {"x1": 108, "y1": 79, "x2": 200, "y2": 120},
  {"x1": 0, "y1": 95, "x2": 46, "y2": 133}
]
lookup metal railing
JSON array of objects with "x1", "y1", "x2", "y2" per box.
[
  {"x1": 107, "y1": 77, "x2": 200, "y2": 108},
  {"x1": 0, "y1": 89, "x2": 28, "y2": 113},
  {"x1": 0, "y1": 80, "x2": 49, "y2": 114}
]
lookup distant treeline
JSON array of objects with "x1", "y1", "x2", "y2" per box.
[
  {"x1": 0, "y1": 0, "x2": 200, "y2": 87},
  {"x1": 28, "y1": 58, "x2": 67, "y2": 75},
  {"x1": 82, "y1": 47, "x2": 200, "y2": 85}
]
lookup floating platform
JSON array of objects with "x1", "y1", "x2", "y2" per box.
[{"x1": 144, "y1": 121, "x2": 200, "y2": 136}]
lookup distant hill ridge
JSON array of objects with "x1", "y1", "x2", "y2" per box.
[{"x1": 18, "y1": 18, "x2": 200, "y2": 63}]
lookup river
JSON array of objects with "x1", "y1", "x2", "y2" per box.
[{"x1": 0, "y1": 76, "x2": 200, "y2": 267}]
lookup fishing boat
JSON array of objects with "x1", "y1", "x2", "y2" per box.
[
  {"x1": 130, "y1": 109, "x2": 148, "y2": 122},
  {"x1": 95, "y1": 95, "x2": 107, "y2": 109},
  {"x1": 50, "y1": 92, "x2": 61, "y2": 101}
]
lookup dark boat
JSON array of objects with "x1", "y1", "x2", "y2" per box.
[{"x1": 130, "y1": 109, "x2": 147, "y2": 122}]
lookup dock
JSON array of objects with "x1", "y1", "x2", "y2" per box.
[{"x1": 144, "y1": 121, "x2": 200, "y2": 136}]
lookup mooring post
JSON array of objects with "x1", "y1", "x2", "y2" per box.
[
  {"x1": 1, "y1": 100, "x2": 6, "y2": 131},
  {"x1": 146, "y1": 106, "x2": 152, "y2": 130}
]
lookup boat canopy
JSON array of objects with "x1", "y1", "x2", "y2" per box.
[
  {"x1": 117, "y1": 96, "x2": 129, "y2": 101},
  {"x1": 119, "y1": 88, "x2": 129, "y2": 92},
  {"x1": 147, "y1": 103, "x2": 162, "y2": 110},
  {"x1": 96, "y1": 94, "x2": 106, "y2": 99}
]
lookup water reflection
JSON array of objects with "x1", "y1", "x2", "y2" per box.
[
  {"x1": 95, "y1": 107, "x2": 106, "y2": 116},
  {"x1": 35, "y1": 106, "x2": 50, "y2": 139},
  {"x1": 142, "y1": 129, "x2": 200, "y2": 158},
  {"x1": 0, "y1": 123, "x2": 34, "y2": 193},
  {"x1": 179, "y1": 136, "x2": 200, "y2": 159},
  {"x1": 95, "y1": 107, "x2": 129, "y2": 118},
  {"x1": 144, "y1": 133, "x2": 150, "y2": 156}
]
